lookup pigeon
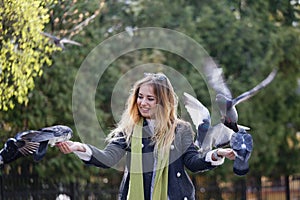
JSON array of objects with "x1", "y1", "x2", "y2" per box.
[
  {"x1": 41, "y1": 32, "x2": 82, "y2": 49},
  {"x1": 203, "y1": 57, "x2": 277, "y2": 132},
  {"x1": 230, "y1": 128, "x2": 253, "y2": 176},
  {"x1": 0, "y1": 125, "x2": 73, "y2": 165},
  {"x1": 183, "y1": 92, "x2": 238, "y2": 156},
  {"x1": 184, "y1": 92, "x2": 253, "y2": 175}
]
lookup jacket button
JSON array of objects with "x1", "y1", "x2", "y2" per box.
[
  {"x1": 183, "y1": 197, "x2": 188, "y2": 200},
  {"x1": 176, "y1": 172, "x2": 181, "y2": 177},
  {"x1": 142, "y1": 144, "x2": 144, "y2": 148},
  {"x1": 170, "y1": 145, "x2": 174, "y2": 150}
]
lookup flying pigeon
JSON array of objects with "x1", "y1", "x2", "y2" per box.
[
  {"x1": 183, "y1": 92, "x2": 238, "y2": 156},
  {"x1": 41, "y1": 32, "x2": 82, "y2": 49},
  {"x1": 203, "y1": 57, "x2": 277, "y2": 132},
  {"x1": 0, "y1": 125, "x2": 73, "y2": 165},
  {"x1": 184, "y1": 92, "x2": 253, "y2": 175},
  {"x1": 230, "y1": 128, "x2": 253, "y2": 176}
]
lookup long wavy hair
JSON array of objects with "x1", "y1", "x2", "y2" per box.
[{"x1": 108, "y1": 73, "x2": 179, "y2": 149}]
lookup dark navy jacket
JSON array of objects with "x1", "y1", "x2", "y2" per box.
[{"x1": 83, "y1": 120, "x2": 216, "y2": 200}]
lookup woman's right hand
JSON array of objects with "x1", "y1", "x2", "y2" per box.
[{"x1": 56, "y1": 141, "x2": 86, "y2": 154}]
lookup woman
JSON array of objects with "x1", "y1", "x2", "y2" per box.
[{"x1": 56, "y1": 73, "x2": 235, "y2": 200}]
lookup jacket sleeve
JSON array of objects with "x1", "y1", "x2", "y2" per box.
[
  {"x1": 82, "y1": 134, "x2": 128, "y2": 168},
  {"x1": 179, "y1": 122, "x2": 216, "y2": 173}
]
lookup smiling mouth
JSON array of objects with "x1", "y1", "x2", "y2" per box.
[{"x1": 140, "y1": 107, "x2": 150, "y2": 112}]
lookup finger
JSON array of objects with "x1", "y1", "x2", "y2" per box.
[
  {"x1": 217, "y1": 148, "x2": 232, "y2": 156},
  {"x1": 57, "y1": 143, "x2": 69, "y2": 153},
  {"x1": 55, "y1": 142, "x2": 62, "y2": 147},
  {"x1": 65, "y1": 140, "x2": 74, "y2": 145},
  {"x1": 228, "y1": 153, "x2": 236, "y2": 160}
]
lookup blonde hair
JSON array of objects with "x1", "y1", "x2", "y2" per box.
[{"x1": 108, "y1": 73, "x2": 179, "y2": 149}]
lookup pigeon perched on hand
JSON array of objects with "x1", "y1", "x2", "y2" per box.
[
  {"x1": 41, "y1": 32, "x2": 82, "y2": 49},
  {"x1": 183, "y1": 92, "x2": 239, "y2": 156},
  {"x1": 203, "y1": 57, "x2": 277, "y2": 132},
  {"x1": 230, "y1": 129, "x2": 253, "y2": 176},
  {"x1": 0, "y1": 125, "x2": 73, "y2": 165}
]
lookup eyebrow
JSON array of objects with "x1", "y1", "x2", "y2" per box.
[{"x1": 138, "y1": 92, "x2": 156, "y2": 98}]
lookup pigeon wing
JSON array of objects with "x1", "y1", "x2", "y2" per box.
[
  {"x1": 40, "y1": 31, "x2": 58, "y2": 40},
  {"x1": 60, "y1": 38, "x2": 82, "y2": 46},
  {"x1": 30, "y1": 131, "x2": 56, "y2": 143},
  {"x1": 17, "y1": 141, "x2": 40, "y2": 156},
  {"x1": 14, "y1": 131, "x2": 41, "y2": 156},
  {"x1": 198, "y1": 130, "x2": 214, "y2": 156},
  {"x1": 183, "y1": 92, "x2": 211, "y2": 130},
  {"x1": 202, "y1": 57, "x2": 232, "y2": 98},
  {"x1": 15, "y1": 130, "x2": 42, "y2": 141},
  {"x1": 210, "y1": 123, "x2": 234, "y2": 148},
  {"x1": 232, "y1": 68, "x2": 277, "y2": 106},
  {"x1": 33, "y1": 140, "x2": 49, "y2": 162},
  {"x1": 198, "y1": 123, "x2": 234, "y2": 155}
]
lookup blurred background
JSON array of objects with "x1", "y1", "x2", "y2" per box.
[{"x1": 1, "y1": 0, "x2": 300, "y2": 199}]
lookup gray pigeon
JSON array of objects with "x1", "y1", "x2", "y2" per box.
[
  {"x1": 230, "y1": 128, "x2": 253, "y2": 176},
  {"x1": 41, "y1": 32, "x2": 82, "y2": 49},
  {"x1": 203, "y1": 57, "x2": 277, "y2": 132},
  {"x1": 184, "y1": 92, "x2": 253, "y2": 176},
  {"x1": 0, "y1": 125, "x2": 73, "y2": 165},
  {"x1": 183, "y1": 92, "x2": 237, "y2": 156}
]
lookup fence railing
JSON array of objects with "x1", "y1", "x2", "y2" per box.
[{"x1": 1, "y1": 174, "x2": 300, "y2": 200}]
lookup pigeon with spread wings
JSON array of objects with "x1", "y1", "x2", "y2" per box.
[
  {"x1": 184, "y1": 92, "x2": 253, "y2": 176},
  {"x1": 0, "y1": 125, "x2": 73, "y2": 165},
  {"x1": 203, "y1": 57, "x2": 278, "y2": 132},
  {"x1": 41, "y1": 32, "x2": 82, "y2": 49},
  {"x1": 183, "y1": 92, "x2": 236, "y2": 156}
]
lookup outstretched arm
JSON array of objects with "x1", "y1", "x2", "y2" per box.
[{"x1": 56, "y1": 138, "x2": 127, "y2": 168}]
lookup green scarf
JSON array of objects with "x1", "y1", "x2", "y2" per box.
[
  {"x1": 152, "y1": 143, "x2": 170, "y2": 200},
  {"x1": 127, "y1": 119, "x2": 170, "y2": 200}
]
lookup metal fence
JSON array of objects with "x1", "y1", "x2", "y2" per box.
[
  {"x1": 1, "y1": 174, "x2": 300, "y2": 200},
  {"x1": 0, "y1": 174, "x2": 119, "y2": 200}
]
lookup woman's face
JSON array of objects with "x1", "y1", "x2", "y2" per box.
[{"x1": 137, "y1": 84, "x2": 158, "y2": 119}]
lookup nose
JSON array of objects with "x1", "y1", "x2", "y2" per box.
[{"x1": 140, "y1": 98, "x2": 148, "y2": 105}]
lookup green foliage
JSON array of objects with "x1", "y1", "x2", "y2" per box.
[
  {"x1": 0, "y1": 0, "x2": 59, "y2": 111},
  {"x1": 1, "y1": 0, "x2": 300, "y2": 193},
  {"x1": 0, "y1": 0, "x2": 104, "y2": 179}
]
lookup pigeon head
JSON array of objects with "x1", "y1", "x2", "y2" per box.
[
  {"x1": 198, "y1": 119, "x2": 210, "y2": 132},
  {"x1": 223, "y1": 120, "x2": 239, "y2": 132}
]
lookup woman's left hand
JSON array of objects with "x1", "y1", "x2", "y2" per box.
[{"x1": 217, "y1": 148, "x2": 236, "y2": 160}]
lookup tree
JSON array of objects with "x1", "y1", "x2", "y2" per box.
[
  {"x1": 1, "y1": 0, "x2": 300, "y2": 198},
  {"x1": 0, "y1": 0, "x2": 106, "y2": 183},
  {"x1": 0, "y1": 0, "x2": 59, "y2": 111}
]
